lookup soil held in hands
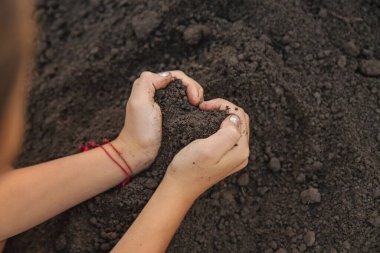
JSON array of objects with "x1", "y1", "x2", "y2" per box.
[
  {"x1": 154, "y1": 78, "x2": 225, "y2": 175},
  {"x1": 5, "y1": 0, "x2": 380, "y2": 252}
]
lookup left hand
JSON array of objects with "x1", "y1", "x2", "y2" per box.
[
  {"x1": 163, "y1": 98, "x2": 250, "y2": 200},
  {"x1": 114, "y1": 71, "x2": 204, "y2": 176}
]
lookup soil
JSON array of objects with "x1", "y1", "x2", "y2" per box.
[
  {"x1": 4, "y1": 0, "x2": 380, "y2": 253},
  {"x1": 154, "y1": 79, "x2": 226, "y2": 177}
]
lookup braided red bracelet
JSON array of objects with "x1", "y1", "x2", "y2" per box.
[{"x1": 78, "y1": 140, "x2": 131, "y2": 186}]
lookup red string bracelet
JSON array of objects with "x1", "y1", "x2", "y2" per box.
[
  {"x1": 102, "y1": 139, "x2": 133, "y2": 176},
  {"x1": 78, "y1": 140, "x2": 131, "y2": 186}
]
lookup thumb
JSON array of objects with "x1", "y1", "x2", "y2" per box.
[
  {"x1": 202, "y1": 114, "x2": 242, "y2": 160},
  {"x1": 130, "y1": 71, "x2": 173, "y2": 103}
]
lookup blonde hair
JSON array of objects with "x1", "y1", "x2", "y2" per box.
[{"x1": 0, "y1": 0, "x2": 35, "y2": 120}]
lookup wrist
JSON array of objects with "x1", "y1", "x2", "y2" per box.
[
  {"x1": 161, "y1": 172, "x2": 200, "y2": 204},
  {"x1": 111, "y1": 138, "x2": 155, "y2": 176}
]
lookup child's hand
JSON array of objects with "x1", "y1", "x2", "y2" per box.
[
  {"x1": 163, "y1": 99, "x2": 250, "y2": 201},
  {"x1": 114, "y1": 71, "x2": 204, "y2": 175}
]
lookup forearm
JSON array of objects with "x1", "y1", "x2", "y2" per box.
[
  {"x1": 112, "y1": 176, "x2": 196, "y2": 253},
  {"x1": 0, "y1": 139, "x2": 139, "y2": 240}
]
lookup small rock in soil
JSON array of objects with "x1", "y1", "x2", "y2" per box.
[
  {"x1": 342, "y1": 40, "x2": 360, "y2": 57},
  {"x1": 343, "y1": 240, "x2": 351, "y2": 250},
  {"x1": 145, "y1": 178, "x2": 158, "y2": 189},
  {"x1": 221, "y1": 190, "x2": 235, "y2": 203},
  {"x1": 337, "y1": 55, "x2": 347, "y2": 68},
  {"x1": 296, "y1": 173, "x2": 306, "y2": 183},
  {"x1": 298, "y1": 243, "x2": 307, "y2": 252},
  {"x1": 319, "y1": 8, "x2": 328, "y2": 18},
  {"x1": 312, "y1": 161, "x2": 323, "y2": 170},
  {"x1": 183, "y1": 24, "x2": 210, "y2": 46},
  {"x1": 275, "y1": 248, "x2": 287, "y2": 253},
  {"x1": 269, "y1": 157, "x2": 281, "y2": 172},
  {"x1": 237, "y1": 173, "x2": 250, "y2": 186},
  {"x1": 269, "y1": 240, "x2": 278, "y2": 249},
  {"x1": 100, "y1": 243, "x2": 111, "y2": 251},
  {"x1": 300, "y1": 187, "x2": 321, "y2": 204},
  {"x1": 359, "y1": 59, "x2": 380, "y2": 77},
  {"x1": 368, "y1": 212, "x2": 380, "y2": 227},
  {"x1": 54, "y1": 234, "x2": 67, "y2": 251},
  {"x1": 374, "y1": 187, "x2": 380, "y2": 198},
  {"x1": 89, "y1": 217, "x2": 97, "y2": 225},
  {"x1": 131, "y1": 11, "x2": 162, "y2": 40},
  {"x1": 303, "y1": 230, "x2": 316, "y2": 247},
  {"x1": 329, "y1": 248, "x2": 338, "y2": 253},
  {"x1": 258, "y1": 186, "x2": 269, "y2": 195}
]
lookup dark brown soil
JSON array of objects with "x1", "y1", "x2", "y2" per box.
[
  {"x1": 5, "y1": 0, "x2": 380, "y2": 253},
  {"x1": 154, "y1": 78, "x2": 226, "y2": 178}
]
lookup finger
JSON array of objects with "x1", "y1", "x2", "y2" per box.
[
  {"x1": 169, "y1": 70, "x2": 204, "y2": 106},
  {"x1": 243, "y1": 111, "x2": 250, "y2": 138},
  {"x1": 201, "y1": 114, "x2": 242, "y2": 160},
  {"x1": 130, "y1": 71, "x2": 173, "y2": 103},
  {"x1": 200, "y1": 98, "x2": 249, "y2": 135},
  {"x1": 200, "y1": 98, "x2": 242, "y2": 113}
]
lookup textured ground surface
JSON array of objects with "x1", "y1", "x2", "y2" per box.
[{"x1": 5, "y1": 0, "x2": 380, "y2": 252}]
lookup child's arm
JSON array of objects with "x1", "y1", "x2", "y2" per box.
[
  {"x1": 0, "y1": 71, "x2": 204, "y2": 241},
  {"x1": 112, "y1": 99, "x2": 250, "y2": 253}
]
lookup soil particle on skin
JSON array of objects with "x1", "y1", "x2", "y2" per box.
[{"x1": 359, "y1": 59, "x2": 380, "y2": 77}]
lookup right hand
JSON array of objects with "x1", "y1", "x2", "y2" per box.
[
  {"x1": 163, "y1": 99, "x2": 250, "y2": 201},
  {"x1": 115, "y1": 70, "x2": 204, "y2": 176}
]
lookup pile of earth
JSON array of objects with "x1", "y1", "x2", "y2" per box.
[{"x1": 5, "y1": 0, "x2": 380, "y2": 252}]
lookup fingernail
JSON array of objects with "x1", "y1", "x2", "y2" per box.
[
  {"x1": 159, "y1": 71, "x2": 170, "y2": 77},
  {"x1": 230, "y1": 115, "x2": 240, "y2": 126}
]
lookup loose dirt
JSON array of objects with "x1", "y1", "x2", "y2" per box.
[{"x1": 5, "y1": 0, "x2": 380, "y2": 252}]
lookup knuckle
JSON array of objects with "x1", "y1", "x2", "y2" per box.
[
  {"x1": 216, "y1": 98, "x2": 226, "y2": 104},
  {"x1": 140, "y1": 71, "x2": 153, "y2": 78},
  {"x1": 227, "y1": 127, "x2": 240, "y2": 141},
  {"x1": 242, "y1": 148, "x2": 250, "y2": 160},
  {"x1": 241, "y1": 159, "x2": 249, "y2": 168},
  {"x1": 236, "y1": 107, "x2": 246, "y2": 116},
  {"x1": 176, "y1": 70, "x2": 185, "y2": 75},
  {"x1": 132, "y1": 78, "x2": 140, "y2": 87},
  {"x1": 245, "y1": 112, "x2": 250, "y2": 122}
]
